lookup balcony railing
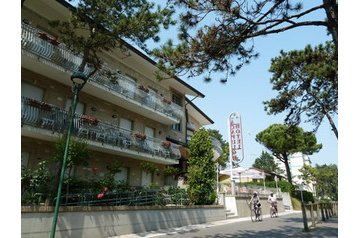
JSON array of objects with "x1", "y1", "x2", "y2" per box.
[
  {"x1": 21, "y1": 97, "x2": 181, "y2": 161},
  {"x1": 21, "y1": 22, "x2": 184, "y2": 122}
]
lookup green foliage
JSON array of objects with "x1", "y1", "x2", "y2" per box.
[
  {"x1": 51, "y1": 138, "x2": 90, "y2": 170},
  {"x1": 140, "y1": 161, "x2": 160, "y2": 174},
  {"x1": 51, "y1": 0, "x2": 175, "y2": 75},
  {"x1": 299, "y1": 164, "x2": 338, "y2": 201},
  {"x1": 292, "y1": 190, "x2": 315, "y2": 204},
  {"x1": 252, "y1": 151, "x2": 284, "y2": 174},
  {"x1": 153, "y1": 0, "x2": 337, "y2": 82},
  {"x1": 21, "y1": 161, "x2": 51, "y2": 205},
  {"x1": 264, "y1": 42, "x2": 338, "y2": 137},
  {"x1": 256, "y1": 124, "x2": 322, "y2": 184},
  {"x1": 167, "y1": 186, "x2": 190, "y2": 205},
  {"x1": 163, "y1": 166, "x2": 180, "y2": 176},
  {"x1": 187, "y1": 128, "x2": 216, "y2": 205}
]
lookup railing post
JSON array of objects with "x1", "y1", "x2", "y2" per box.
[
  {"x1": 320, "y1": 202, "x2": 326, "y2": 221},
  {"x1": 309, "y1": 203, "x2": 315, "y2": 227}
]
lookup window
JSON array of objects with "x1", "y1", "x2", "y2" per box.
[
  {"x1": 114, "y1": 167, "x2": 128, "y2": 183},
  {"x1": 171, "y1": 121, "x2": 181, "y2": 131},
  {"x1": 21, "y1": 152, "x2": 29, "y2": 168},
  {"x1": 65, "y1": 98, "x2": 85, "y2": 114},
  {"x1": 172, "y1": 92, "x2": 183, "y2": 106},
  {"x1": 21, "y1": 82, "x2": 44, "y2": 100},
  {"x1": 119, "y1": 118, "x2": 133, "y2": 131}
]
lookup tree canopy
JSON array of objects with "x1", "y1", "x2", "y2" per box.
[
  {"x1": 153, "y1": 0, "x2": 338, "y2": 82},
  {"x1": 264, "y1": 42, "x2": 338, "y2": 138},
  {"x1": 252, "y1": 151, "x2": 284, "y2": 174},
  {"x1": 50, "y1": 0, "x2": 175, "y2": 77},
  {"x1": 255, "y1": 124, "x2": 322, "y2": 184},
  {"x1": 299, "y1": 164, "x2": 338, "y2": 201},
  {"x1": 187, "y1": 128, "x2": 216, "y2": 205}
]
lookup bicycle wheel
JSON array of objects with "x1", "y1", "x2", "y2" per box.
[
  {"x1": 251, "y1": 208, "x2": 256, "y2": 222},
  {"x1": 270, "y1": 207, "x2": 274, "y2": 218},
  {"x1": 257, "y1": 208, "x2": 263, "y2": 221}
]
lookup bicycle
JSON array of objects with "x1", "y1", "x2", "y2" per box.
[
  {"x1": 270, "y1": 202, "x2": 278, "y2": 218},
  {"x1": 251, "y1": 203, "x2": 263, "y2": 222}
]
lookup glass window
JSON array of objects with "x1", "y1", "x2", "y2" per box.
[
  {"x1": 172, "y1": 92, "x2": 183, "y2": 107},
  {"x1": 171, "y1": 121, "x2": 181, "y2": 131}
]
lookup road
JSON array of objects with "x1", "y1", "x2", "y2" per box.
[{"x1": 117, "y1": 211, "x2": 338, "y2": 238}]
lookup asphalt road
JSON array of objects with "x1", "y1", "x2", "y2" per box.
[{"x1": 117, "y1": 211, "x2": 338, "y2": 238}]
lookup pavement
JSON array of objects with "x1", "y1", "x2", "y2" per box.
[{"x1": 112, "y1": 211, "x2": 338, "y2": 238}]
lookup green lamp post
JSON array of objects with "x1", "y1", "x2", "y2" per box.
[{"x1": 50, "y1": 72, "x2": 88, "y2": 238}]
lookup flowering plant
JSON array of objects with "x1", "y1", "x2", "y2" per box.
[
  {"x1": 162, "y1": 97, "x2": 171, "y2": 105},
  {"x1": 134, "y1": 132, "x2": 146, "y2": 140},
  {"x1": 161, "y1": 140, "x2": 171, "y2": 148},
  {"x1": 81, "y1": 115, "x2": 99, "y2": 126},
  {"x1": 38, "y1": 32, "x2": 60, "y2": 46},
  {"x1": 28, "y1": 98, "x2": 52, "y2": 111},
  {"x1": 138, "y1": 85, "x2": 149, "y2": 93}
]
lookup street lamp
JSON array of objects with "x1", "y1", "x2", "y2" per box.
[{"x1": 50, "y1": 72, "x2": 88, "y2": 238}]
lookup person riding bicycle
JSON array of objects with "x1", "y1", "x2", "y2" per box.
[
  {"x1": 249, "y1": 191, "x2": 261, "y2": 213},
  {"x1": 267, "y1": 192, "x2": 278, "y2": 213}
]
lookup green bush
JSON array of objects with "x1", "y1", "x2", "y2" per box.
[{"x1": 292, "y1": 190, "x2": 315, "y2": 203}]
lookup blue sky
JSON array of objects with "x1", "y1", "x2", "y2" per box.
[
  {"x1": 63, "y1": 0, "x2": 338, "y2": 168},
  {"x1": 187, "y1": 28, "x2": 337, "y2": 168},
  {"x1": 154, "y1": 2, "x2": 338, "y2": 168}
]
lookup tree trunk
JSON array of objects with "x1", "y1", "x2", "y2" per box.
[
  {"x1": 283, "y1": 155, "x2": 293, "y2": 184},
  {"x1": 325, "y1": 112, "x2": 338, "y2": 139},
  {"x1": 323, "y1": 0, "x2": 338, "y2": 49}
]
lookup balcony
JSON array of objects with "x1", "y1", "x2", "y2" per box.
[
  {"x1": 21, "y1": 97, "x2": 181, "y2": 165},
  {"x1": 21, "y1": 22, "x2": 184, "y2": 125}
]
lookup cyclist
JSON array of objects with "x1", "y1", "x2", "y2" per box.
[
  {"x1": 249, "y1": 191, "x2": 261, "y2": 216},
  {"x1": 267, "y1": 192, "x2": 278, "y2": 214}
]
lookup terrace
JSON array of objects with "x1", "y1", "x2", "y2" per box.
[{"x1": 21, "y1": 97, "x2": 181, "y2": 164}]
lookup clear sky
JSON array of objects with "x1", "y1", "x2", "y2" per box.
[
  {"x1": 50, "y1": 0, "x2": 338, "y2": 169},
  {"x1": 156, "y1": 2, "x2": 338, "y2": 168}
]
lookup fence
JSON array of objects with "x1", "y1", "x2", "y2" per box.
[{"x1": 303, "y1": 201, "x2": 338, "y2": 228}]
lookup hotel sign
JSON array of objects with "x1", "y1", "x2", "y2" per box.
[{"x1": 228, "y1": 112, "x2": 244, "y2": 164}]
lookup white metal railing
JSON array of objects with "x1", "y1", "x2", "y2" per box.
[{"x1": 21, "y1": 21, "x2": 184, "y2": 121}]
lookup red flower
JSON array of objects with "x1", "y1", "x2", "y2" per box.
[
  {"x1": 97, "y1": 193, "x2": 104, "y2": 199},
  {"x1": 91, "y1": 167, "x2": 98, "y2": 173}
]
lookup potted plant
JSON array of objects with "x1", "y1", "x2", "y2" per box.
[
  {"x1": 138, "y1": 84, "x2": 149, "y2": 93},
  {"x1": 162, "y1": 97, "x2": 171, "y2": 105},
  {"x1": 161, "y1": 140, "x2": 171, "y2": 149},
  {"x1": 134, "y1": 132, "x2": 146, "y2": 140},
  {"x1": 80, "y1": 115, "x2": 99, "y2": 126}
]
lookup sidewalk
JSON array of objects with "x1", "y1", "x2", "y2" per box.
[{"x1": 289, "y1": 216, "x2": 338, "y2": 237}]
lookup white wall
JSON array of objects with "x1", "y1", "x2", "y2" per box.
[{"x1": 22, "y1": 206, "x2": 226, "y2": 238}]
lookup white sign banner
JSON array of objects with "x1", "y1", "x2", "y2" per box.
[{"x1": 228, "y1": 112, "x2": 244, "y2": 164}]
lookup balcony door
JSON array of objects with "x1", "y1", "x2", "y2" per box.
[
  {"x1": 141, "y1": 170, "x2": 152, "y2": 186},
  {"x1": 21, "y1": 82, "x2": 44, "y2": 123},
  {"x1": 145, "y1": 126, "x2": 155, "y2": 151}
]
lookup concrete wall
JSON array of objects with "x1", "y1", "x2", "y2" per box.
[
  {"x1": 225, "y1": 195, "x2": 285, "y2": 218},
  {"x1": 21, "y1": 205, "x2": 226, "y2": 238}
]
